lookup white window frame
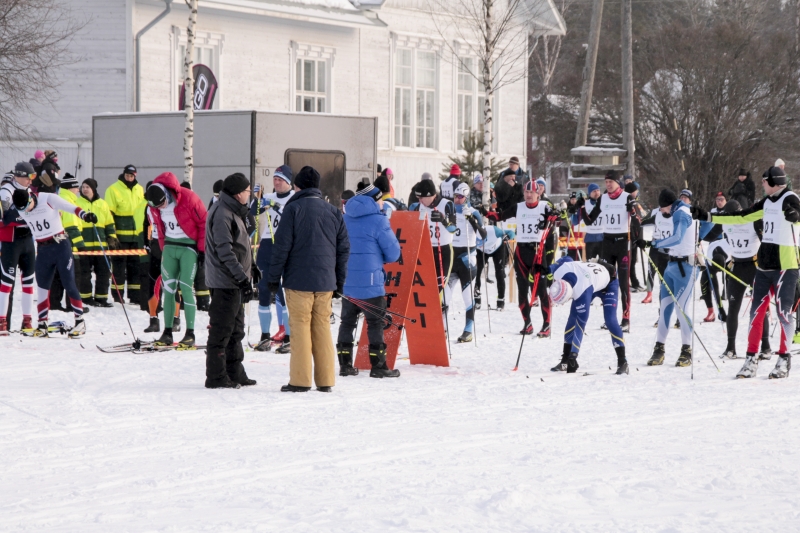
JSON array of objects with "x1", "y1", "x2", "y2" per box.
[
  {"x1": 290, "y1": 42, "x2": 335, "y2": 114},
  {"x1": 170, "y1": 27, "x2": 224, "y2": 111},
  {"x1": 389, "y1": 32, "x2": 444, "y2": 151},
  {"x1": 452, "y1": 42, "x2": 500, "y2": 153}
]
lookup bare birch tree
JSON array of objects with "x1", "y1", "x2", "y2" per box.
[
  {"x1": 182, "y1": 0, "x2": 198, "y2": 185},
  {"x1": 427, "y1": 0, "x2": 559, "y2": 207}
]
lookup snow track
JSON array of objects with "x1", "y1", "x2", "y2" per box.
[{"x1": 1, "y1": 285, "x2": 798, "y2": 532}]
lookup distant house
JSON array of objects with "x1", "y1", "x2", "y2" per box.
[{"x1": 0, "y1": 0, "x2": 565, "y2": 199}]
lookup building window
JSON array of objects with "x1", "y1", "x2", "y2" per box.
[
  {"x1": 392, "y1": 42, "x2": 439, "y2": 150},
  {"x1": 171, "y1": 28, "x2": 224, "y2": 111},
  {"x1": 291, "y1": 42, "x2": 334, "y2": 114},
  {"x1": 456, "y1": 56, "x2": 496, "y2": 151}
]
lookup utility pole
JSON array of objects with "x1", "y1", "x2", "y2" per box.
[
  {"x1": 574, "y1": 0, "x2": 604, "y2": 148},
  {"x1": 620, "y1": 0, "x2": 636, "y2": 177}
]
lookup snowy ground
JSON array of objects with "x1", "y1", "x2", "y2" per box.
[{"x1": 1, "y1": 273, "x2": 799, "y2": 532}]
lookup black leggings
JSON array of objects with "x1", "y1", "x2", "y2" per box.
[
  {"x1": 726, "y1": 260, "x2": 768, "y2": 351},
  {"x1": 337, "y1": 296, "x2": 386, "y2": 347},
  {"x1": 514, "y1": 242, "x2": 550, "y2": 326},
  {"x1": 475, "y1": 245, "x2": 508, "y2": 302},
  {"x1": 601, "y1": 236, "x2": 630, "y2": 320},
  {"x1": 700, "y1": 262, "x2": 724, "y2": 311}
]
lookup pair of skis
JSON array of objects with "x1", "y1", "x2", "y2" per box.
[{"x1": 97, "y1": 341, "x2": 204, "y2": 354}]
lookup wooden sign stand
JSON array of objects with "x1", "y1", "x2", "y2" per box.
[{"x1": 354, "y1": 211, "x2": 449, "y2": 370}]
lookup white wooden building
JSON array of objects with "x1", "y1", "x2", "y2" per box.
[{"x1": 0, "y1": 0, "x2": 565, "y2": 199}]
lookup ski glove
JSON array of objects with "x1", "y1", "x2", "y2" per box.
[
  {"x1": 239, "y1": 279, "x2": 254, "y2": 303},
  {"x1": 574, "y1": 196, "x2": 585, "y2": 208},
  {"x1": 486, "y1": 211, "x2": 500, "y2": 222},
  {"x1": 429, "y1": 210, "x2": 445, "y2": 223},
  {"x1": 81, "y1": 212, "x2": 98, "y2": 224},
  {"x1": 784, "y1": 206, "x2": 800, "y2": 223},
  {"x1": 106, "y1": 236, "x2": 120, "y2": 250},
  {"x1": 267, "y1": 282, "x2": 280, "y2": 296},
  {"x1": 690, "y1": 205, "x2": 710, "y2": 221},
  {"x1": 626, "y1": 197, "x2": 636, "y2": 214}
]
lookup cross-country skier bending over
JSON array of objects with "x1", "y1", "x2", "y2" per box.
[
  {"x1": 548, "y1": 256, "x2": 628, "y2": 375},
  {"x1": 648, "y1": 189, "x2": 697, "y2": 367},
  {"x1": 4, "y1": 188, "x2": 99, "y2": 337}
]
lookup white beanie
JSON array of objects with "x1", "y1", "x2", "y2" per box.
[{"x1": 775, "y1": 158, "x2": 786, "y2": 168}]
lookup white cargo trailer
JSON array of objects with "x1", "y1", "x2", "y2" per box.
[{"x1": 92, "y1": 110, "x2": 378, "y2": 206}]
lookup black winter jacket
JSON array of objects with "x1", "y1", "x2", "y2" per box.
[
  {"x1": 268, "y1": 188, "x2": 350, "y2": 292},
  {"x1": 728, "y1": 176, "x2": 756, "y2": 209},
  {"x1": 205, "y1": 192, "x2": 253, "y2": 288}
]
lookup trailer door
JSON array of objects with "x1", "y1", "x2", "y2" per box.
[{"x1": 285, "y1": 150, "x2": 345, "y2": 207}]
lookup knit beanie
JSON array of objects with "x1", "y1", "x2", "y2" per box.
[
  {"x1": 414, "y1": 180, "x2": 437, "y2": 198},
  {"x1": 450, "y1": 164, "x2": 461, "y2": 177},
  {"x1": 223, "y1": 173, "x2": 250, "y2": 195},
  {"x1": 374, "y1": 174, "x2": 391, "y2": 194},
  {"x1": 658, "y1": 189, "x2": 677, "y2": 208},
  {"x1": 294, "y1": 166, "x2": 320, "y2": 190}
]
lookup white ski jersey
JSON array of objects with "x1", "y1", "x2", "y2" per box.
[
  {"x1": 257, "y1": 191, "x2": 294, "y2": 241},
  {"x1": 440, "y1": 177, "x2": 459, "y2": 200},
  {"x1": 583, "y1": 198, "x2": 604, "y2": 234},
  {"x1": 597, "y1": 191, "x2": 630, "y2": 233},
  {"x1": 723, "y1": 223, "x2": 760, "y2": 259},
  {"x1": 452, "y1": 206, "x2": 479, "y2": 248},
  {"x1": 761, "y1": 191, "x2": 799, "y2": 246},
  {"x1": 146, "y1": 207, "x2": 159, "y2": 240},
  {"x1": 418, "y1": 197, "x2": 455, "y2": 246},
  {"x1": 652, "y1": 209, "x2": 673, "y2": 241},
  {"x1": 160, "y1": 201, "x2": 189, "y2": 240},
  {"x1": 515, "y1": 201, "x2": 550, "y2": 244},
  {"x1": 553, "y1": 261, "x2": 611, "y2": 297},
  {"x1": 18, "y1": 192, "x2": 81, "y2": 241},
  {"x1": 478, "y1": 226, "x2": 504, "y2": 255}
]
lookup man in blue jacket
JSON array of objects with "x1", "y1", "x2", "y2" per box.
[
  {"x1": 268, "y1": 166, "x2": 350, "y2": 392},
  {"x1": 337, "y1": 183, "x2": 401, "y2": 378}
]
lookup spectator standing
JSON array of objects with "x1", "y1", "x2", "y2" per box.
[
  {"x1": 494, "y1": 169, "x2": 523, "y2": 215},
  {"x1": 728, "y1": 168, "x2": 756, "y2": 208},
  {"x1": 75, "y1": 179, "x2": 117, "y2": 307},
  {"x1": 29, "y1": 150, "x2": 45, "y2": 172},
  {"x1": 408, "y1": 172, "x2": 433, "y2": 207},
  {"x1": 268, "y1": 166, "x2": 350, "y2": 392},
  {"x1": 105, "y1": 165, "x2": 145, "y2": 304},
  {"x1": 505, "y1": 156, "x2": 530, "y2": 186}
]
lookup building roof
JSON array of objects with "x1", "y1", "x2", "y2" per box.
[
  {"x1": 529, "y1": 0, "x2": 566, "y2": 36},
  {"x1": 200, "y1": 0, "x2": 387, "y2": 27}
]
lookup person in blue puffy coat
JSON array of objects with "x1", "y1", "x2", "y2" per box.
[{"x1": 337, "y1": 183, "x2": 401, "y2": 379}]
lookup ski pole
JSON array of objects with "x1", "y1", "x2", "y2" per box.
[
  {"x1": 645, "y1": 251, "x2": 719, "y2": 372},
  {"x1": 93, "y1": 226, "x2": 140, "y2": 348},
  {"x1": 340, "y1": 294, "x2": 417, "y2": 323},
  {"x1": 336, "y1": 297, "x2": 399, "y2": 330},
  {"x1": 465, "y1": 221, "x2": 477, "y2": 347},
  {"x1": 432, "y1": 208, "x2": 452, "y2": 359},
  {"x1": 691, "y1": 224, "x2": 698, "y2": 380}
]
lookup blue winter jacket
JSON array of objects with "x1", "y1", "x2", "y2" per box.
[{"x1": 343, "y1": 195, "x2": 401, "y2": 299}]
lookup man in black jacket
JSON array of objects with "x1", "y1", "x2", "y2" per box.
[
  {"x1": 268, "y1": 166, "x2": 350, "y2": 393},
  {"x1": 728, "y1": 168, "x2": 756, "y2": 209},
  {"x1": 204, "y1": 173, "x2": 257, "y2": 389}
]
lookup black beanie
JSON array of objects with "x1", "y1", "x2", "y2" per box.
[
  {"x1": 294, "y1": 166, "x2": 320, "y2": 190},
  {"x1": 414, "y1": 180, "x2": 437, "y2": 198},
  {"x1": 145, "y1": 184, "x2": 167, "y2": 206},
  {"x1": 374, "y1": 174, "x2": 391, "y2": 194},
  {"x1": 223, "y1": 173, "x2": 250, "y2": 195},
  {"x1": 658, "y1": 189, "x2": 677, "y2": 208},
  {"x1": 213, "y1": 179, "x2": 224, "y2": 194},
  {"x1": 342, "y1": 190, "x2": 355, "y2": 202},
  {"x1": 82, "y1": 178, "x2": 99, "y2": 199},
  {"x1": 180, "y1": 181, "x2": 192, "y2": 190},
  {"x1": 13, "y1": 188, "x2": 29, "y2": 209},
  {"x1": 624, "y1": 182, "x2": 638, "y2": 194},
  {"x1": 765, "y1": 166, "x2": 787, "y2": 186},
  {"x1": 723, "y1": 200, "x2": 741, "y2": 213}
]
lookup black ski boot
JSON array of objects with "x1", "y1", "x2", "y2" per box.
[
  {"x1": 337, "y1": 343, "x2": 359, "y2": 376},
  {"x1": 205, "y1": 375, "x2": 241, "y2": 389},
  {"x1": 369, "y1": 344, "x2": 400, "y2": 378},
  {"x1": 178, "y1": 329, "x2": 195, "y2": 348},
  {"x1": 566, "y1": 353, "x2": 579, "y2": 374},
  {"x1": 474, "y1": 288, "x2": 481, "y2": 310},
  {"x1": 648, "y1": 342, "x2": 666, "y2": 366},
  {"x1": 254, "y1": 333, "x2": 272, "y2": 352},
  {"x1": 457, "y1": 331, "x2": 473, "y2": 343},
  {"x1": 615, "y1": 346, "x2": 629, "y2": 375},
  {"x1": 621, "y1": 318, "x2": 630, "y2": 333},
  {"x1": 144, "y1": 317, "x2": 160, "y2": 333},
  {"x1": 496, "y1": 299, "x2": 505, "y2": 311},
  {"x1": 155, "y1": 328, "x2": 173, "y2": 346},
  {"x1": 759, "y1": 346, "x2": 773, "y2": 361},
  {"x1": 173, "y1": 317, "x2": 182, "y2": 333},
  {"x1": 551, "y1": 343, "x2": 570, "y2": 372},
  {"x1": 275, "y1": 336, "x2": 291, "y2": 354},
  {"x1": 676, "y1": 344, "x2": 692, "y2": 367}
]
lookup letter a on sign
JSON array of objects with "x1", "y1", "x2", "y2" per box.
[{"x1": 354, "y1": 212, "x2": 449, "y2": 370}]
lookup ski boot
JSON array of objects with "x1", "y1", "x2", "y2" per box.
[
  {"x1": 94, "y1": 299, "x2": 113, "y2": 308},
  {"x1": 675, "y1": 345, "x2": 692, "y2": 367},
  {"x1": 177, "y1": 330, "x2": 195, "y2": 349},
  {"x1": 337, "y1": 343, "x2": 359, "y2": 376},
  {"x1": 474, "y1": 288, "x2": 481, "y2": 310},
  {"x1": 759, "y1": 346, "x2": 773, "y2": 361},
  {"x1": 721, "y1": 348, "x2": 738, "y2": 359},
  {"x1": 254, "y1": 333, "x2": 272, "y2": 352},
  {"x1": 566, "y1": 353, "x2": 579, "y2": 374},
  {"x1": 173, "y1": 317, "x2": 182, "y2": 333},
  {"x1": 601, "y1": 323, "x2": 608, "y2": 330},
  {"x1": 21, "y1": 316, "x2": 32, "y2": 331},
  {"x1": 621, "y1": 318, "x2": 630, "y2": 333},
  {"x1": 647, "y1": 342, "x2": 666, "y2": 366},
  {"x1": 768, "y1": 354, "x2": 791, "y2": 379},
  {"x1": 369, "y1": 344, "x2": 400, "y2": 378},
  {"x1": 718, "y1": 307, "x2": 727, "y2": 322},
  {"x1": 272, "y1": 325, "x2": 287, "y2": 344},
  {"x1": 69, "y1": 318, "x2": 86, "y2": 338},
  {"x1": 155, "y1": 328, "x2": 174, "y2": 347},
  {"x1": 736, "y1": 354, "x2": 759, "y2": 378},
  {"x1": 653, "y1": 319, "x2": 659, "y2": 328},
  {"x1": 674, "y1": 319, "x2": 681, "y2": 329},
  {"x1": 205, "y1": 375, "x2": 241, "y2": 389},
  {"x1": 0, "y1": 317, "x2": 7, "y2": 337},
  {"x1": 275, "y1": 336, "x2": 291, "y2": 354},
  {"x1": 457, "y1": 331, "x2": 473, "y2": 343},
  {"x1": 519, "y1": 321, "x2": 533, "y2": 335},
  {"x1": 496, "y1": 299, "x2": 505, "y2": 311},
  {"x1": 641, "y1": 291, "x2": 653, "y2": 304},
  {"x1": 615, "y1": 346, "x2": 629, "y2": 375},
  {"x1": 144, "y1": 317, "x2": 160, "y2": 333},
  {"x1": 32, "y1": 320, "x2": 49, "y2": 338},
  {"x1": 536, "y1": 323, "x2": 551, "y2": 338},
  {"x1": 703, "y1": 308, "x2": 715, "y2": 323},
  {"x1": 551, "y1": 344, "x2": 570, "y2": 372}
]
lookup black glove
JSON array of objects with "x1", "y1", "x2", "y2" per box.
[
  {"x1": 197, "y1": 251, "x2": 205, "y2": 266},
  {"x1": 332, "y1": 285, "x2": 343, "y2": 299},
  {"x1": 574, "y1": 196, "x2": 585, "y2": 209},
  {"x1": 536, "y1": 216, "x2": 549, "y2": 230},
  {"x1": 106, "y1": 236, "x2": 120, "y2": 250},
  {"x1": 533, "y1": 263, "x2": 549, "y2": 276},
  {"x1": 784, "y1": 207, "x2": 800, "y2": 223},
  {"x1": 637, "y1": 239, "x2": 647, "y2": 250},
  {"x1": 429, "y1": 210, "x2": 446, "y2": 223},
  {"x1": 267, "y1": 282, "x2": 280, "y2": 295},
  {"x1": 252, "y1": 265, "x2": 260, "y2": 285},
  {"x1": 690, "y1": 205, "x2": 709, "y2": 221},
  {"x1": 626, "y1": 196, "x2": 636, "y2": 214},
  {"x1": 81, "y1": 212, "x2": 98, "y2": 224},
  {"x1": 238, "y1": 279, "x2": 254, "y2": 303}
]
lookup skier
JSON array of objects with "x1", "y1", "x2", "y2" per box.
[
  {"x1": 698, "y1": 192, "x2": 728, "y2": 322},
  {"x1": 336, "y1": 183, "x2": 401, "y2": 377},
  {"x1": 49, "y1": 174, "x2": 85, "y2": 312},
  {"x1": 475, "y1": 223, "x2": 514, "y2": 311},
  {"x1": 494, "y1": 180, "x2": 556, "y2": 337},
  {"x1": 647, "y1": 189, "x2": 697, "y2": 367},
  {"x1": 548, "y1": 257, "x2": 628, "y2": 375},
  {"x1": 410, "y1": 179, "x2": 457, "y2": 323},
  {"x1": 448, "y1": 182, "x2": 487, "y2": 343},
  {"x1": 439, "y1": 164, "x2": 461, "y2": 200},
  {"x1": 144, "y1": 173, "x2": 207, "y2": 348},
  {"x1": 0, "y1": 163, "x2": 37, "y2": 334},
  {"x1": 639, "y1": 203, "x2": 673, "y2": 305},
  {"x1": 693, "y1": 166, "x2": 798, "y2": 379},
  {"x1": 576, "y1": 172, "x2": 636, "y2": 332},
  {"x1": 250, "y1": 165, "x2": 294, "y2": 352},
  {"x1": 704, "y1": 200, "x2": 770, "y2": 358},
  {"x1": 6, "y1": 187, "x2": 98, "y2": 336}
]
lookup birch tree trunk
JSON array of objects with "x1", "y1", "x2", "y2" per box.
[
  {"x1": 183, "y1": 0, "x2": 198, "y2": 186},
  {"x1": 481, "y1": 0, "x2": 494, "y2": 209}
]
